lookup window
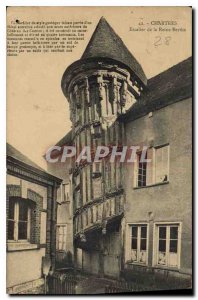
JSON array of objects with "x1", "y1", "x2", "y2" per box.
[
  {"x1": 96, "y1": 205, "x2": 99, "y2": 221},
  {"x1": 75, "y1": 189, "x2": 81, "y2": 209},
  {"x1": 56, "y1": 225, "x2": 67, "y2": 251},
  {"x1": 93, "y1": 125, "x2": 101, "y2": 139},
  {"x1": 155, "y1": 224, "x2": 181, "y2": 268},
  {"x1": 137, "y1": 151, "x2": 147, "y2": 187},
  {"x1": 134, "y1": 144, "x2": 169, "y2": 188},
  {"x1": 105, "y1": 163, "x2": 111, "y2": 190},
  {"x1": 85, "y1": 210, "x2": 89, "y2": 226},
  {"x1": 93, "y1": 162, "x2": 101, "y2": 173},
  {"x1": 62, "y1": 183, "x2": 69, "y2": 202},
  {"x1": 130, "y1": 225, "x2": 148, "y2": 264},
  {"x1": 90, "y1": 207, "x2": 93, "y2": 223},
  {"x1": 8, "y1": 198, "x2": 31, "y2": 241}
]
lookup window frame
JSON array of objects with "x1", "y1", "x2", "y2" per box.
[
  {"x1": 8, "y1": 199, "x2": 31, "y2": 243},
  {"x1": 60, "y1": 183, "x2": 70, "y2": 203},
  {"x1": 126, "y1": 223, "x2": 149, "y2": 266},
  {"x1": 136, "y1": 151, "x2": 147, "y2": 187},
  {"x1": 56, "y1": 224, "x2": 67, "y2": 252},
  {"x1": 134, "y1": 144, "x2": 170, "y2": 188},
  {"x1": 153, "y1": 222, "x2": 182, "y2": 269}
]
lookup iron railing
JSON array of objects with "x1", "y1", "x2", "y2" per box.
[{"x1": 47, "y1": 273, "x2": 78, "y2": 294}]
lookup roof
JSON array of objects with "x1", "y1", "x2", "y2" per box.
[
  {"x1": 81, "y1": 17, "x2": 147, "y2": 85},
  {"x1": 122, "y1": 56, "x2": 192, "y2": 122},
  {"x1": 7, "y1": 143, "x2": 46, "y2": 172},
  {"x1": 55, "y1": 130, "x2": 72, "y2": 147},
  {"x1": 7, "y1": 143, "x2": 62, "y2": 183},
  {"x1": 60, "y1": 58, "x2": 192, "y2": 149}
]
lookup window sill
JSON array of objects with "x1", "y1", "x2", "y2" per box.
[
  {"x1": 153, "y1": 265, "x2": 179, "y2": 272},
  {"x1": 126, "y1": 261, "x2": 148, "y2": 267},
  {"x1": 133, "y1": 181, "x2": 169, "y2": 190},
  {"x1": 7, "y1": 242, "x2": 39, "y2": 252},
  {"x1": 126, "y1": 262, "x2": 180, "y2": 273}
]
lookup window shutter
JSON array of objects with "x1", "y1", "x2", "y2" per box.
[
  {"x1": 146, "y1": 148, "x2": 153, "y2": 186},
  {"x1": 133, "y1": 154, "x2": 138, "y2": 187},
  {"x1": 155, "y1": 145, "x2": 169, "y2": 183}
]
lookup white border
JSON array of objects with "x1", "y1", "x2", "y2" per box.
[{"x1": 0, "y1": 1, "x2": 195, "y2": 299}]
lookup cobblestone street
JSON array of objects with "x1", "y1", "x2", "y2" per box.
[{"x1": 19, "y1": 285, "x2": 44, "y2": 295}]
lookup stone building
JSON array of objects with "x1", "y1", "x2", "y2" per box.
[
  {"x1": 48, "y1": 17, "x2": 192, "y2": 285},
  {"x1": 6, "y1": 143, "x2": 62, "y2": 294},
  {"x1": 46, "y1": 131, "x2": 74, "y2": 268}
]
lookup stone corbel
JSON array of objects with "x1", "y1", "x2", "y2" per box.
[
  {"x1": 74, "y1": 85, "x2": 81, "y2": 108},
  {"x1": 79, "y1": 231, "x2": 86, "y2": 242},
  {"x1": 110, "y1": 74, "x2": 117, "y2": 104},
  {"x1": 84, "y1": 77, "x2": 90, "y2": 106},
  {"x1": 69, "y1": 93, "x2": 75, "y2": 123},
  {"x1": 138, "y1": 85, "x2": 144, "y2": 95},
  {"x1": 121, "y1": 81, "x2": 128, "y2": 107},
  {"x1": 97, "y1": 73, "x2": 104, "y2": 101},
  {"x1": 102, "y1": 220, "x2": 108, "y2": 235}
]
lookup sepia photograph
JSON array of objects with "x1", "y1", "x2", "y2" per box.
[{"x1": 6, "y1": 6, "x2": 192, "y2": 295}]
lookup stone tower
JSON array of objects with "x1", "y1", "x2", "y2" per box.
[{"x1": 61, "y1": 17, "x2": 147, "y2": 277}]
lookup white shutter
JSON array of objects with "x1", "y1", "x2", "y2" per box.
[
  {"x1": 155, "y1": 145, "x2": 169, "y2": 183},
  {"x1": 146, "y1": 148, "x2": 153, "y2": 186},
  {"x1": 133, "y1": 154, "x2": 139, "y2": 187}
]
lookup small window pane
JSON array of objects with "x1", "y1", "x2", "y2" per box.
[
  {"x1": 137, "y1": 152, "x2": 147, "y2": 187},
  {"x1": 141, "y1": 226, "x2": 147, "y2": 238},
  {"x1": 18, "y1": 221, "x2": 27, "y2": 239},
  {"x1": 140, "y1": 239, "x2": 146, "y2": 251},
  {"x1": 159, "y1": 227, "x2": 166, "y2": 239},
  {"x1": 8, "y1": 199, "x2": 15, "y2": 219},
  {"x1": 8, "y1": 220, "x2": 14, "y2": 240},
  {"x1": 131, "y1": 250, "x2": 137, "y2": 261},
  {"x1": 139, "y1": 251, "x2": 146, "y2": 263},
  {"x1": 158, "y1": 252, "x2": 166, "y2": 265},
  {"x1": 19, "y1": 202, "x2": 28, "y2": 221},
  {"x1": 159, "y1": 239, "x2": 166, "y2": 252},
  {"x1": 132, "y1": 226, "x2": 138, "y2": 237},
  {"x1": 131, "y1": 238, "x2": 137, "y2": 250},
  {"x1": 170, "y1": 240, "x2": 178, "y2": 253},
  {"x1": 170, "y1": 226, "x2": 178, "y2": 239},
  {"x1": 169, "y1": 252, "x2": 178, "y2": 267}
]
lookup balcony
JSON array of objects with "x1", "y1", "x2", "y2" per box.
[{"x1": 74, "y1": 191, "x2": 124, "y2": 244}]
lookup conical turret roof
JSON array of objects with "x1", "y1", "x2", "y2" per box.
[{"x1": 81, "y1": 17, "x2": 147, "y2": 85}]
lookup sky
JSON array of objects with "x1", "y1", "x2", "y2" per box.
[{"x1": 7, "y1": 6, "x2": 192, "y2": 169}]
